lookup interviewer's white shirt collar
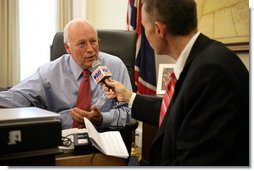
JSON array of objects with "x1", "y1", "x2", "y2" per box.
[{"x1": 174, "y1": 32, "x2": 200, "y2": 79}]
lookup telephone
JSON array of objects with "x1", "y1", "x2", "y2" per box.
[{"x1": 73, "y1": 132, "x2": 97, "y2": 155}]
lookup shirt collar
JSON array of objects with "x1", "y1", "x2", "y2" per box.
[
  {"x1": 69, "y1": 54, "x2": 103, "y2": 80},
  {"x1": 174, "y1": 32, "x2": 200, "y2": 79},
  {"x1": 69, "y1": 55, "x2": 84, "y2": 80}
]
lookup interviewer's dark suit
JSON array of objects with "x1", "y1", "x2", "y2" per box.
[{"x1": 132, "y1": 34, "x2": 249, "y2": 166}]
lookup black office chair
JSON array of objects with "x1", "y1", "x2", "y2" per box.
[{"x1": 50, "y1": 30, "x2": 138, "y2": 155}]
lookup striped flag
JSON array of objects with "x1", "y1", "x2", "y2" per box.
[{"x1": 127, "y1": 0, "x2": 156, "y2": 95}]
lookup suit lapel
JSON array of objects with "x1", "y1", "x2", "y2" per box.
[{"x1": 150, "y1": 33, "x2": 213, "y2": 150}]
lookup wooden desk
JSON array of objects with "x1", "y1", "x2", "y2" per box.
[{"x1": 56, "y1": 153, "x2": 127, "y2": 166}]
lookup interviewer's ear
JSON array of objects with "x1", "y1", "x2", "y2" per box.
[{"x1": 154, "y1": 21, "x2": 167, "y2": 38}]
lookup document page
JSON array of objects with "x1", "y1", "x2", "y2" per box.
[
  {"x1": 84, "y1": 117, "x2": 129, "y2": 159},
  {"x1": 100, "y1": 131, "x2": 129, "y2": 158}
]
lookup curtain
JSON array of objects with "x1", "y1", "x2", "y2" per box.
[
  {"x1": 0, "y1": 0, "x2": 20, "y2": 88},
  {"x1": 57, "y1": 0, "x2": 73, "y2": 31}
]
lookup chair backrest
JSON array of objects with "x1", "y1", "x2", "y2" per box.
[{"x1": 50, "y1": 30, "x2": 137, "y2": 92}]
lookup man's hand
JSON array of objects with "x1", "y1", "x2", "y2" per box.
[
  {"x1": 70, "y1": 105, "x2": 103, "y2": 126},
  {"x1": 104, "y1": 79, "x2": 133, "y2": 103}
]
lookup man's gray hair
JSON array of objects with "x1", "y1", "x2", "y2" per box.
[{"x1": 63, "y1": 18, "x2": 97, "y2": 43}]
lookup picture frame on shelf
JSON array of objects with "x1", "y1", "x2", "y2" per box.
[{"x1": 156, "y1": 64, "x2": 175, "y2": 95}]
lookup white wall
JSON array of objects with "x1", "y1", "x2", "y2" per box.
[
  {"x1": 86, "y1": 0, "x2": 128, "y2": 30},
  {"x1": 73, "y1": 0, "x2": 86, "y2": 19}
]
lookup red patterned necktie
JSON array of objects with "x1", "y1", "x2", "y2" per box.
[
  {"x1": 159, "y1": 72, "x2": 176, "y2": 127},
  {"x1": 72, "y1": 70, "x2": 91, "y2": 128}
]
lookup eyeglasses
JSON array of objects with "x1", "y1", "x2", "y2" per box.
[{"x1": 68, "y1": 38, "x2": 100, "y2": 49}]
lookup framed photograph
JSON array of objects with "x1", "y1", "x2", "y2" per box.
[{"x1": 157, "y1": 64, "x2": 175, "y2": 95}]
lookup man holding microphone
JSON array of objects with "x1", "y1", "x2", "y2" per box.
[{"x1": 104, "y1": 0, "x2": 249, "y2": 166}]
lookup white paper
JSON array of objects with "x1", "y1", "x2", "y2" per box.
[{"x1": 84, "y1": 117, "x2": 129, "y2": 159}]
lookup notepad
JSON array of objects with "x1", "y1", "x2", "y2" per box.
[{"x1": 84, "y1": 117, "x2": 129, "y2": 159}]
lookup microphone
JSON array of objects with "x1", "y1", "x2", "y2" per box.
[
  {"x1": 89, "y1": 60, "x2": 117, "y2": 102},
  {"x1": 89, "y1": 60, "x2": 112, "y2": 84}
]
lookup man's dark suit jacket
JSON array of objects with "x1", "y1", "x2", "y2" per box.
[{"x1": 132, "y1": 34, "x2": 249, "y2": 166}]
